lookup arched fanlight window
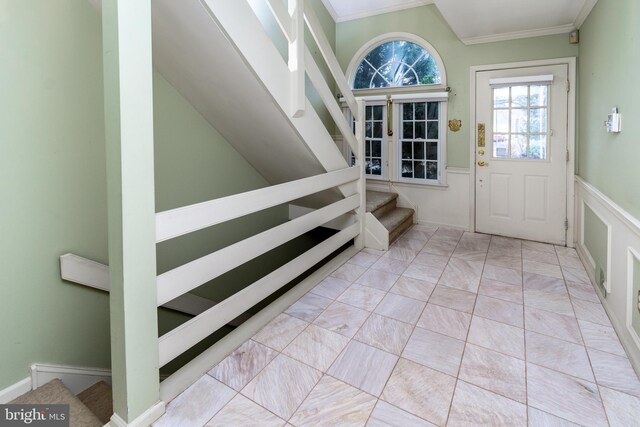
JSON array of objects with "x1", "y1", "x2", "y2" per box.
[{"x1": 350, "y1": 37, "x2": 444, "y2": 90}]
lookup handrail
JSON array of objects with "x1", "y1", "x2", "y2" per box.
[
  {"x1": 288, "y1": 0, "x2": 305, "y2": 117},
  {"x1": 151, "y1": 0, "x2": 369, "y2": 391},
  {"x1": 59, "y1": 254, "x2": 231, "y2": 318},
  {"x1": 303, "y1": 1, "x2": 359, "y2": 121},
  {"x1": 157, "y1": 195, "x2": 360, "y2": 306},
  {"x1": 156, "y1": 166, "x2": 358, "y2": 243},
  {"x1": 305, "y1": 47, "x2": 359, "y2": 155},
  {"x1": 260, "y1": 0, "x2": 358, "y2": 121},
  {"x1": 158, "y1": 223, "x2": 359, "y2": 367},
  {"x1": 265, "y1": 0, "x2": 293, "y2": 41}
]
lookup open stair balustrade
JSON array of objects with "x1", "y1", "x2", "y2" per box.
[
  {"x1": 98, "y1": 1, "x2": 368, "y2": 425},
  {"x1": 154, "y1": 0, "x2": 367, "y2": 403}
]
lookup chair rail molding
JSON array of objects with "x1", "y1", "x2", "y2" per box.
[{"x1": 575, "y1": 176, "x2": 640, "y2": 375}]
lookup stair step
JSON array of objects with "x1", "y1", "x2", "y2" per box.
[
  {"x1": 77, "y1": 381, "x2": 113, "y2": 425},
  {"x1": 366, "y1": 190, "x2": 398, "y2": 219},
  {"x1": 378, "y1": 207, "x2": 415, "y2": 244},
  {"x1": 11, "y1": 379, "x2": 102, "y2": 427}
]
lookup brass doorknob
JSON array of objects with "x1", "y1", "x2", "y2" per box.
[{"x1": 477, "y1": 161, "x2": 488, "y2": 167}]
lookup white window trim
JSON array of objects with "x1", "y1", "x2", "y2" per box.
[
  {"x1": 365, "y1": 101, "x2": 388, "y2": 181},
  {"x1": 346, "y1": 102, "x2": 388, "y2": 181},
  {"x1": 346, "y1": 92, "x2": 449, "y2": 186},
  {"x1": 394, "y1": 97, "x2": 448, "y2": 186}
]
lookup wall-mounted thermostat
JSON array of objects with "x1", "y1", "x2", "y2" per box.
[{"x1": 605, "y1": 107, "x2": 622, "y2": 133}]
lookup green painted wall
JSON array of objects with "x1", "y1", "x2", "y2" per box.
[
  {"x1": 0, "y1": 0, "x2": 289, "y2": 391},
  {"x1": 577, "y1": 0, "x2": 640, "y2": 219},
  {"x1": 248, "y1": 0, "x2": 337, "y2": 132},
  {"x1": 583, "y1": 205, "x2": 608, "y2": 281},
  {"x1": 336, "y1": 5, "x2": 578, "y2": 168},
  {"x1": 0, "y1": 0, "x2": 111, "y2": 391}
]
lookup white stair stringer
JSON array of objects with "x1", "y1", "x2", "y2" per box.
[
  {"x1": 365, "y1": 212, "x2": 389, "y2": 251},
  {"x1": 152, "y1": 0, "x2": 355, "y2": 205}
]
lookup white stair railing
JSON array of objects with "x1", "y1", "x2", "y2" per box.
[{"x1": 156, "y1": 0, "x2": 366, "y2": 403}]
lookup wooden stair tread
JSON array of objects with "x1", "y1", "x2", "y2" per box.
[
  {"x1": 11, "y1": 379, "x2": 103, "y2": 427},
  {"x1": 366, "y1": 190, "x2": 398, "y2": 213},
  {"x1": 378, "y1": 207, "x2": 415, "y2": 232}
]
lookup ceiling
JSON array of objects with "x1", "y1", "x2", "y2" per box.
[{"x1": 321, "y1": 0, "x2": 598, "y2": 45}]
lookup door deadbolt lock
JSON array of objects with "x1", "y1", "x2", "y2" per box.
[
  {"x1": 477, "y1": 160, "x2": 488, "y2": 167},
  {"x1": 478, "y1": 149, "x2": 485, "y2": 155}
]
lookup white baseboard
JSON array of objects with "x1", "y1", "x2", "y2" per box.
[
  {"x1": 109, "y1": 401, "x2": 166, "y2": 427},
  {"x1": 31, "y1": 363, "x2": 112, "y2": 395},
  {"x1": 0, "y1": 363, "x2": 113, "y2": 404},
  {"x1": 0, "y1": 377, "x2": 32, "y2": 404}
]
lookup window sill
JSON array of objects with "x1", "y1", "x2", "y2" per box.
[{"x1": 366, "y1": 178, "x2": 449, "y2": 190}]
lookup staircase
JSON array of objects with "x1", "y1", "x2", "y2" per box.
[
  {"x1": 366, "y1": 190, "x2": 414, "y2": 245},
  {"x1": 11, "y1": 379, "x2": 113, "y2": 427},
  {"x1": 93, "y1": 0, "x2": 376, "y2": 424}
]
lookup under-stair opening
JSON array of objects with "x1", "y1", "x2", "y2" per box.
[{"x1": 158, "y1": 225, "x2": 352, "y2": 379}]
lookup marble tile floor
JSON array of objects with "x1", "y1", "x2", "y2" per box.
[{"x1": 154, "y1": 225, "x2": 640, "y2": 427}]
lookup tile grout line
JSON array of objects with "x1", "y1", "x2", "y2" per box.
[
  {"x1": 556, "y1": 244, "x2": 612, "y2": 427},
  {"x1": 359, "y1": 223, "x2": 425, "y2": 427},
  {"x1": 193, "y1": 231, "x2": 621, "y2": 426},
  {"x1": 440, "y1": 230, "x2": 477, "y2": 426},
  {"x1": 521, "y1": 241, "x2": 529, "y2": 427}
]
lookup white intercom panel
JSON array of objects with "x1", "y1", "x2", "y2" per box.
[{"x1": 606, "y1": 107, "x2": 622, "y2": 133}]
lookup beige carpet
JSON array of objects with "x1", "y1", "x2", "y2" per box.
[
  {"x1": 11, "y1": 379, "x2": 102, "y2": 427},
  {"x1": 77, "y1": 381, "x2": 113, "y2": 424}
]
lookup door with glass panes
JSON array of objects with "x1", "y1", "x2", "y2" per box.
[
  {"x1": 355, "y1": 99, "x2": 443, "y2": 184},
  {"x1": 475, "y1": 64, "x2": 568, "y2": 244}
]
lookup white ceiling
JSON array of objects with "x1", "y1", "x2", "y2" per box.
[
  {"x1": 321, "y1": 0, "x2": 434, "y2": 23},
  {"x1": 322, "y1": 0, "x2": 597, "y2": 45}
]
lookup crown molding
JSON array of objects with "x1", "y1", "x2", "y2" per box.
[
  {"x1": 461, "y1": 23, "x2": 576, "y2": 45},
  {"x1": 574, "y1": 0, "x2": 598, "y2": 28}
]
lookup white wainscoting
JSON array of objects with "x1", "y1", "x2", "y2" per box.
[
  {"x1": 366, "y1": 168, "x2": 470, "y2": 230},
  {"x1": 575, "y1": 176, "x2": 640, "y2": 373}
]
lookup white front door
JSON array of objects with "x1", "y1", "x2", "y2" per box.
[{"x1": 475, "y1": 64, "x2": 569, "y2": 245}]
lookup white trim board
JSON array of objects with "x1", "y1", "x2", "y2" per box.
[
  {"x1": 574, "y1": 176, "x2": 640, "y2": 376},
  {"x1": 31, "y1": 364, "x2": 111, "y2": 395},
  {"x1": 468, "y1": 57, "x2": 577, "y2": 247},
  {"x1": 109, "y1": 401, "x2": 166, "y2": 427},
  {"x1": 0, "y1": 378, "x2": 31, "y2": 404},
  {"x1": 288, "y1": 205, "x2": 356, "y2": 230},
  {"x1": 59, "y1": 254, "x2": 250, "y2": 326},
  {"x1": 460, "y1": 24, "x2": 576, "y2": 46},
  {"x1": 0, "y1": 363, "x2": 114, "y2": 404}
]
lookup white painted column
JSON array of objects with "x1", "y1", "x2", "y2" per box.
[
  {"x1": 354, "y1": 99, "x2": 366, "y2": 250},
  {"x1": 102, "y1": 0, "x2": 162, "y2": 423}
]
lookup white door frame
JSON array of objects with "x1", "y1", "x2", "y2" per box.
[{"x1": 469, "y1": 57, "x2": 577, "y2": 247}]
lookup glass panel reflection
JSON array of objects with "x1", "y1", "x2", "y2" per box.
[
  {"x1": 493, "y1": 135, "x2": 509, "y2": 158},
  {"x1": 401, "y1": 160, "x2": 413, "y2": 178}
]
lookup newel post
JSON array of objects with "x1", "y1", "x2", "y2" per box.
[
  {"x1": 102, "y1": 0, "x2": 162, "y2": 424},
  {"x1": 354, "y1": 99, "x2": 366, "y2": 249}
]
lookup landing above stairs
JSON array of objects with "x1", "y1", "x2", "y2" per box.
[{"x1": 366, "y1": 190, "x2": 414, "y2": 244}]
